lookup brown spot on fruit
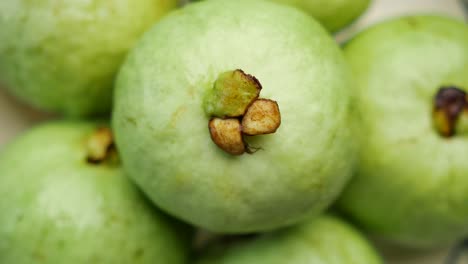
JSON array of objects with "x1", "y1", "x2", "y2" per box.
[
  {"x1": 433, "y1": 86, "x2": 467, "y2": 137},
  {"x1": 209, "y1": 118, "x2": 246, "y2": 155},
  {"x1": 125, "y1": 116, "x2": 137, "y2": 126},
  {"x1": 242, "y1": 99, "x2": 281, "y2": 135},
  {"x1": 134, "y1": 248, "x2": 144, "y2": 259}
]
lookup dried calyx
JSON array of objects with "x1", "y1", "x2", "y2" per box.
[
  {"x1": 242, "y1": 99, "x2": 281, "y2": 136},
  {"x1": 204, "y1": 69, "x2": 261, "y2": 118},
  {"x1": 86, "y1": 127, "x2": 118, "y2": 164},
  {"x1": 433, "y1": 86, "x2": 468, "y2": 137},
  {"x1": 209, "y1": 118, "x2": 246, "y2": 155},
  {"x1": 204, "y1": 69, "x2": 281, "y2": 155}
]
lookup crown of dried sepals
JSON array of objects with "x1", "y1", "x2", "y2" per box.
[
  {"x1": 433, "y1": 86, "x2": 468, "y2": 137},
  {"x1": 205, "y1": 70, "x2": 282, "y2": 155}
]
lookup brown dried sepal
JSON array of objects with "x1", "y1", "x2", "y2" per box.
[
  {"x1": 86, "y1": 127, "x2": 115, "y2": 164},
  {"x1": 241, "y1": 99, "x2": 281, "y2": 135},
  {"x1": 209, "y1": 118, "x2": 246, "y2": 155},
  {"x1": 433, "y1": 86, "x2": 467, "y2": 137}
]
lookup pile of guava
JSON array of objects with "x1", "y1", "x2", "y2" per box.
[{"x1": 0, "y1": 0, "x2": 466, "y2": 263}]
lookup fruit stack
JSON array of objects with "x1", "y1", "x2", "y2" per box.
[{"x1": 0, "y1": 0, "x2": 466, "y2": 263}]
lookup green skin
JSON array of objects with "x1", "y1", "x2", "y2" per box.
[
  {"x1": 113, "y1": 0, "x2": 355, "y2": 233},
  {"x1": 338, "y1": 16, "x2": 468, "y2": 248},
  {"x1": 0, "y1": 122, "x2": 190, "y2": 263},
  {"x1": 269, "y1": 0, "x2": 371, "y2": 32},
  {"x1": 196, "y1": 215, "x2": 382, "y2": 264},
  {"x1": 193, "y1": 0, "x2": 371, "y2": 33},
  {"x1": 0, "y1": 0, "x2": 177, "y2": 117}
]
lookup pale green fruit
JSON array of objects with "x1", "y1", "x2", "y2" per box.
[
  {"x1": 0, "y1": 121, "x2": 190, "y2": 263},
  {"x1": 0, "y1": 0, "x2": 178, "y2": 117},
  {"x1": 270, "y1": 0, "x2": 371, "y2": 32},
  {"x1": 113, "y1": 0, "x2": 355, "y2": 233},
  {"x1": 196, "y1": 215, "x2": 382, "y2": 264},
  {"x1": 338, "y1": 16, "x2": 468, "y2": 248}
]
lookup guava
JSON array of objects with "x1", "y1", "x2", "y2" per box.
[
  {"x1": 113, "y1": 0, "x2": 355, "y2": 233},
  {"x1": 337, "y1": 15, "x2": 468, "y2": 248},
  {"x1": 0, "y1": 0, "x2": 178, "y2": 117},
  {"x1": 269, "y1": 0, "x2": 371, "y2": 32},
  {"x1": 196, "y1": 215, "x2": 382, "y2": 264},
  {"x1": 0, "y1": 121, "x2": 190, "y2": 263}
]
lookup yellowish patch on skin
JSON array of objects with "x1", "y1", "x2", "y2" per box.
[
  {"x1": 187, "y1": 85, "x2": 197, "y2": 99},
  {"x1": 169, "y1": 106, "x2": 188, "y2": 128}
]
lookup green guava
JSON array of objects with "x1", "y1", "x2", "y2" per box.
[
  {"x1": 338, "y1": 15, "x2": 468, "y2": 248},
  {"x1": 0, "y1": 121, "x2": 190, "y2": 263},
  {"x1": 113, "y1": 0, "x2": 355, "y2": 233},
  {"x1": 0, "y1": 0, "x2": 178, "y2": 117},
  {"x1": 269, "y1": 0, "x2": 371, "y2": 32},
  {"x1": 196, "y1": 215, "x2": 382, "y2": 264}
]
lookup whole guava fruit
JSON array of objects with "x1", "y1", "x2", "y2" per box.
[
  {"x1": 337, "y1": 15, "x2": 468, "y2": 248},
  {"x1": 0, "y1": 121, "x2": 190, "y2": 263},
  {"x1": 196, "y1": 215, "x2": 382, "y2": 264},
  {"x1": 0, "y1": 0, "x2": 177, "y2": 117},
  {"x1": 269, "y1": 0, "x2": 371, "y2": 32},
  {"x1": 113, "y1": 0, "x2": 355, "y2": 233}
]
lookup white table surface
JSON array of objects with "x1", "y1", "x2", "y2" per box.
[{"x1": 0, "y1": 0, "x2": 467, "y2": 263}]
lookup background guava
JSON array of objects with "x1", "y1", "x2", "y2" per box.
[
  {"x1": 337, "y1": 15, "x2": 468, "y2": 248},
  {"x1": 196, "y1": 215, "x2": 382, "y2": 264},
  {"x1": 0, "y1": 121, "x2": 190, "y2": 263},
  {"x1": 269, "y1": 0, "x2": 371, "y2": 32},
  {"x1": 113, "y1": 0, "x2": 356, "y2": 233},
  {"x1": 0, "y1": 0, "x2": 177, "y2": 117}
]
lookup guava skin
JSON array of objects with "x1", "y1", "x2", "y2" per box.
[
  {"x1": 113, "y1": 0, "x2": 355, "y2": 233},
  {"x1": 0, "y1": 122, "x2": 190, "y2": 263},
  {"x1": 337, "y1": 16, "x2": 468, "y2": 248},
  {"x1": 270, "y1": 0, "x2": 371, "y2": 32},
  {"x1": 196, "y1": 215, "x2": 382, "y2": 264},
  {"x1": 0, "y1": 0, "x2": 178, "y2": 117}
]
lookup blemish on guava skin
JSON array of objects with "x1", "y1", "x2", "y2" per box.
[
  {"x1": 16, "y1": 213, "x2": 24, "y2": 223},
  {"x1": 133, "y1": 248, "x2": 144, "y2": 259},
  {"x1": 32, "y1": 227, "x2": 50, "y2": 262},
  {"x1": 57, "y1": 240, "x2": 65, "y2": 250},
  {"x1": 125, "y1": 116, "x2": 137, "y2": 126},
  {"x1": 405, "y1": 17, "x2": 419, "y2": 28},
  {"x1": 187, "y1": 85, "x2": 196, "y2": 99},
  {"x1": 169, "y1": 106, "x2": 187, "y2": 128},
  {"x1": 104, "y1": 214, "x2": 120, "y2": 225},
  {"x1": 32, "y1": 250, "x2": 46, "y2": 262}
]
